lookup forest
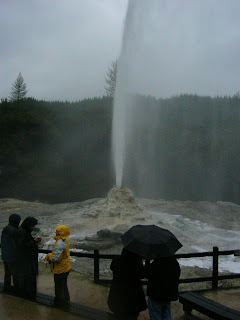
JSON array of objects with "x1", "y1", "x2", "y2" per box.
[{"x1": 0, "y1": 93, "x2": 239, "y2": 204}]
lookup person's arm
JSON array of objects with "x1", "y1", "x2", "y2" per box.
[
  {"x1": 18, "y1": 229, "x2": 36, "y2": 250},
  {"x1": 46, "y1": 240, "x2": 67, "y2": 263}
]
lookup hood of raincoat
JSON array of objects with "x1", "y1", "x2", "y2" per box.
[
  {"x1": 21, "y1": 216, "x2": 38, "y2": 233},
  {"x1": 54, "y1": 225, "x2": 70, "y2": 240},
  {"x1": 9, "y1": 213, "x2": 21, "y2": 228}
]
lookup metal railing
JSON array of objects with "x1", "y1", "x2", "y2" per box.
[{"x1": 37, "y1": 246, "x2": 240, "y2": 290}]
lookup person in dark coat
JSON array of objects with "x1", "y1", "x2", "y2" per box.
[
  {"x1": 1, "y1": 213, "x2": 21, "y2": 292},
  {"x1": 17, "y1": 216, "x2": 41, "y2": 299},
  {"x1": 146, "y1": 256, "x2": 181, "y2": 320},
  {"x1": 107, "y1": 248, "x2": 147, "y2": 320}
]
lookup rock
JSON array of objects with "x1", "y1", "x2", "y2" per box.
[
  {"x1": 112, "y1": 224, "x2": 129, "y2": 233},
  {"x1": 85, "y1": 234, "x2": 99, "y2": 241},
  {"x1": 135, "y1": 217, "x2": 145, "y2": 221},
  {"x1": 97, "y1": 229, "x2": 112, "y2": 238},
  {"x1": 75, "y1": 239, "x2": 115, "y2": 251},
  {"x1": 97, "y1": 228, "x2": 122, "y2": 240},
  {"x1": 75, "y1": 226, "x2": 126, "y2": 251},
  {"x1": 82, "y1": 212, "x2": 99, "y2": 218}
]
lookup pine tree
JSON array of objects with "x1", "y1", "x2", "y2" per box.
[
  {"x1": 105, "y1": 59, "x2": 118, "y2": 97},
  {"x1": 9, "y1": 72, "x2": 27, "y2": 102}
]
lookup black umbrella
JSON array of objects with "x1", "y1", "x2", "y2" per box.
[{"x1": 121, "y1": 224, "x2": 182, "y2": 259}]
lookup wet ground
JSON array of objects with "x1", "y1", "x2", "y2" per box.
[
  {"x1": 1, "y1": 262, "x2": 240, "y2": 319},
  {"x1": 0, "y1": 294, "x2": 88, "y2": 320},
  {"x1": 203, "y1": 288, "x2": 240, "y2": 312}
]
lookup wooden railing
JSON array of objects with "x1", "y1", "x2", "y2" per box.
[{"x1": 37, "y1": 247, "x2": 240, "y2": 290}]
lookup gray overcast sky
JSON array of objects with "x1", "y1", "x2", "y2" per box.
[
  {"x1": 1, "y1": 0, "x2": 128, "y2": 101},
  {"x1": 1, "y1": 0, "x2": 240, "y2": 101},
  {"x1": 118, "y1": 0, "x2": 240, "y2": 98}
]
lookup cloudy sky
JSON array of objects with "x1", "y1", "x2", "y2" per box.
[
  {"x1": 1, "y1": 0, "x2": 127, "y2": 100},
  {"x1": 1, "y1": 0, "x2": 240, "y2": 101},
  {"x1": 117, "y1": 0, "x2": 240, "y2": 98}
]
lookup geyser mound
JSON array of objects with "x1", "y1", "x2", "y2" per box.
[
  {"x1": 83, "y1": 186, "x2": 142, "y2": 218},
  {"x1": 103, "y1": 186, "x2": 142, "y2": 216},
  {"x1": 75, "y1": 186, "x2": 143, "y2": 251}
]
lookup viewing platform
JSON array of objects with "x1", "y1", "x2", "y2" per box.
[
  {"x1": 1, "y1": 279, "x2": 240, "y2": 319},
  {"x1": 1, "y1": 247, "x2": 240, "y2": 319},
  {"x1": 0, "y1": 293, "x2": 88, "y2": 320},
  {"x1": 0, "y1": 264, "x2": 113, "y2": 320}
]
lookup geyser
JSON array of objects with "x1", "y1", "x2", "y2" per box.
[{"x1": 112, "y1": 0, "x2": 240, "y2": 197}]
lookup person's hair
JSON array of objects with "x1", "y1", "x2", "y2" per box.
[{"x1": 9, "y1": 213, "x2": 21, "y2": 226}]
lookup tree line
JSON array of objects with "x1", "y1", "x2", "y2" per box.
[{"x1": 0, "y1": 72, "x2": 240, "y2": 204}]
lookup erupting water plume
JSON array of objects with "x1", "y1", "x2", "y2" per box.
[{"x1": 112, "y1": 0, "x2": 240, "y2": 197}]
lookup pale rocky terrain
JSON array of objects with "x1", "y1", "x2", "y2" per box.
[
  {"x1": 1, "y1": 186, "x2": 240, "y2": 276},
  {"x1": 1, "y1": 188, "x2": 240, "y2": 319}
]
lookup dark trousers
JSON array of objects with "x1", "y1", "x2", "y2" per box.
[
  {"x1": 4, "y1": 261, "x2": 18, "y2": 292},
  {"x1": 18, "y1": 274, "x2": 37, "y2": 299},
  {"x1": 54, "y1": 271, "x2": 70, "y2": 306}
]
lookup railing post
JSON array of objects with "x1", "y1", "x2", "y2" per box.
[
  {"x1": 212, "y1": 246, "x2": 219, "y2": 290},
  {"x1": 94, "y1": 249, "x2": 100, "y2": 283}
]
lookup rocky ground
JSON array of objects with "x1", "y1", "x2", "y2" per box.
[
  {"x1": 1, "y1": 188, "x2": 240, "y2": 319},
  {"x1": 1, "y1": 186, "x2": 240, "y2": 276}
]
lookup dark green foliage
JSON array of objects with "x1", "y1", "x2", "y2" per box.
[
  {"x1": 0, "y1": 93, "x2": 239, "y2": 204},
  {"x1": 0, "y1": 96, "x2": 113, "y2": 202},
  {"x1": 9, "y1": 72, "x2": 27, "y2": 102}
]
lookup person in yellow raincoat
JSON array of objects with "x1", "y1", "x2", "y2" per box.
[{"x1": 45, "y1": 225, "x2": 71, "y2": 307}]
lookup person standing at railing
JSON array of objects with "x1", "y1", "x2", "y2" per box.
[
  {"x1": 107, "y1": 248, "x2": 147, "y2": 320},
  {"x1": 146, "y1": 256, "x2": 181, "y2": 320},
  {"x1": 44, "y1": 225, "x2": 71, "y2": 308},
  {"x1": 1, "y1": 213, "x2": 21, "y2": 293},
  {"x1": 17, "y1": 216, "x2": 41, "y2": 299}
]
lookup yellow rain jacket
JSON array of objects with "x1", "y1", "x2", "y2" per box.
[{"x1": 45, "y1": 225, "x2": 71, "y2": 274}]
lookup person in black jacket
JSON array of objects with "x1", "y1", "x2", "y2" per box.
[
  {"x1": 147, "y1": 256, "x2": 181, "y2": 320},
  {"x1": 17, "y1": 216, "x2": 41, "y2": 299},
  {"x1": 1, "y1": 213, "x2": 21, "y2": 292},
  {"x1": 107, "y1": 248, "x2": 147, "y2": 320}
]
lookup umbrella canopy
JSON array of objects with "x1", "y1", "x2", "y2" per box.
[{"x1": 121, "y1": 225, "x2": 182, "y2": 259}]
